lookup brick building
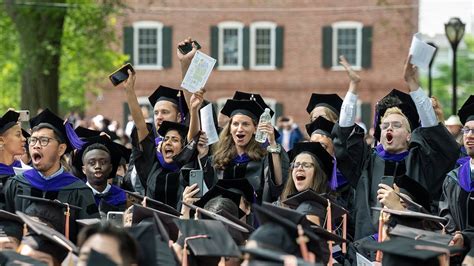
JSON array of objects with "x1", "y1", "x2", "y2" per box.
[{"x1": 87, "y1": 0, "x2": 418, "y2": 132}]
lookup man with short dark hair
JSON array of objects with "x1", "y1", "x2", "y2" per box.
[{"x1": 3, "y1": 109, "x2": 99, "y2": 241}]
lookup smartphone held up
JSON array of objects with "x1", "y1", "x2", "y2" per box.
[
  {"x1": 178, "y1": 40, "x2": 201, "y2": 55},
  {"x1": 109, "y1": 63, "x2": 135, "y2": 86}
]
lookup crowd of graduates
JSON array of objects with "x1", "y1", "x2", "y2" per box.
[{"x1": 0, "y1": 38, "x2": 473, "y2": 266}]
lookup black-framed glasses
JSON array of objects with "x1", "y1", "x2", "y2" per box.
[
  {"x1": 290, "y1": 162, "x2": 314, "y2": 170},
  {"x1": 461, "y1": 127, "x2": 474, "y2": 135},
  {"x1": 380, "y1": 121, "x2": 403, "y2": 130},
  {"x1": 28, "y1": 136, "x2": 57, "y2": 147}
]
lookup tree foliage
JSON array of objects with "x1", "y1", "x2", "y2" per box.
[{"x1": 0, "y1": 1, "x2": 126, "y2": 115}]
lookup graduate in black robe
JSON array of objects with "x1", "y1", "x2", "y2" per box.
[
  {"x1": 332, "y1": 56, "x2": 458, "y2": 242},
  {"x1": 439, "y1": 96, "x2": 474, "y2": 235},
  {"x1": 72, "y1": 135, "x2": 128, "y2": 215},
  {"x1": 0, "y1": 110, "x2": 29, "y2": 210},
  {"x1": 3, "y1": 109, "x2": 99, "y2": 243}
]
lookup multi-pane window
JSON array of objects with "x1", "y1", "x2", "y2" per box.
[
  {"x1": 332, "y1": 22, "x2": 362, "y2": 69},
  {"x1": 223, "y1": 28, "x2": 240, "y2": 66},
  {"x1": 133, "y1": 21, "x2": 162, "y2": 69},
  {"x1": 251, "y1": 22, "x2": 276, "y2": 69},
  {"x1": 218, "y1": 22, "x2": 243, "y2": 70}
]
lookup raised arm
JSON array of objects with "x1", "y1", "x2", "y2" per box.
[
  {"x1": 177, "y1": 37, "x2": 199, "y2": 110},
  {"x1": 404, "y1": 55, "x2": 438, "y2": 127},
  {"x1": 123, "y1": 70, "x2": 149, "y2": 144},
  {"x1": 187, "y1": 89, "x2": 206, "y2": 142},
  {"x1": 339, "y1": 55, "x2": 361, "y2": 127}
]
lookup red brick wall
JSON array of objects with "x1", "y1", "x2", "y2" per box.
[{"x1": 87, "y1": 0, "x2": 419, "y2": 129}]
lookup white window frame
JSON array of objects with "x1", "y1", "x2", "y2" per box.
[
  {"x1": 218, "y1": 21, "x2": 244, "y2": 71},
  {"x1": 331, "y1": 21, "x2": 363, "y2": 71},
  {"x1": 250, "y1": 21, "x2": 277, "y2": 70},
  {"x1": 133, "y1": 21, "x2": 163, "y2": 70}
]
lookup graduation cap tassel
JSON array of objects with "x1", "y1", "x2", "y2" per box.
[
  {"x1": 65, "y1": 203, "x2": 70, "y2": 240},
  {"x1": 342, "y1": 213, "x2": 347, "y2": 254},
  {"x1": 296, "y1": 224, "x2": 310, "y2": 262},
  {"x1": 326, "y1": 200, "x2": 333, "y2": 266},
  {"x1": 330, "y1": 157, "x2": 338, "y2": 191},
  {"x1": 64, "y1": 122, "x2": 86, "y2": 150},
  {"x1": 182, "y1": 235, "x2": 209, "y2": 266},
  {"x1": 376, "y1": 209, "x2": 384, "y2": 262}
]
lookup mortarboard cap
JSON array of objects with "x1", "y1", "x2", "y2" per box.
[
  {"x1": 0, "y1": 210, "x2": 23, "y2": 242},
  {"x1": 289, "y1": 142, "x2": 334, "y2": 180},
  {"x1": 216, "y1": 178, "x2": 256, "y2": 205},
  {"x1": 221, "y1": 99, "x2": 265, "y2": 122},
  {"x1": 125, "y1": 191, "x2": 181, "y2": 217},
  {"x1": 157, "y1": 120, "x2": 189, "y2": 140},
  {"x1": 458, "y1": 95, "x2": 474, "y2": 124},
  {"x1": 361, "y1": 236, "x2": 463, "y2": 266},
  {"x1": 76, "y1": 218, "x2": 101, "y2": 227},
  {"x1": 388, "y1": 224, "x2": 453, "y2": 246},
  {"x1": 0, "y1": 110, "x2": 19, "y2": 135},
  {"x1": 233, "y1": 91, "x2": 275, "y2": 117},
  {"x1": 305, "y1": 116, "x2": 335, "y2": 137},
  {"x1": 194, "y1": 185, "x2": 245, "y2": 218},
  {"x1": 183, "y1": 202, "x2": 250, "y2": 234},
  {"x1": 72, "y1": 135, "x2": 123, "y2": 180},
  {"x1": 0, "y1": 250, "x2": 47, "y2": 266},
  {"x1": 282, "y1": 189, "x2": 348, "y2": 220},
  {"x1": 29, "y1": 108, "x2": 84, "y2": 153},
  {"x1": 240, "y1": 247, "x2": 314, "y2": 266},
  {"x1": 19, "y1": 195, "x2": 81, "y2": 235},
  {"x1": 371, "y1": 207, "x2": 447, "y2": 231},
  {"x1": 175, "y1": 219, "x2": 241, "y2": 258},
  {"x1": 306, "y1": 93, "x2": 343, "y2": 116},
  {"x1": 394, "y1": 175, "x2": 432, "y2": 212},
  {"x1": 75, "y1": 126, "x2": 101, "y2": 138},
  {"x1": 16, "y1": 211, "x2": 78, "y2": 263},
  {"x1": 373, "y1": 89, "x2": 420, "y2": 141},
  {"x1": 152, "y1": 212, "x2": 180, "y2": 265},
  {"x1": 148, "y1": 85, "x2": 189, "y2": 116},
  {"x1": 131, "y1": 204, "x2": 179, "y2": 241},
  {"x1": 86, "y1": 249, "x2": 117, "y2": 266},
  {"x1": 253, "y1": 202, "x2": 330, "y2": 263}
]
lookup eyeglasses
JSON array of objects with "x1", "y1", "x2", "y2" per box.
[
  {"x1": 461, "y1": 127, "x2": 474, "y2": 135},
  {"x1": 290, "y1": 162, "x2": 314, "y2": 170},
  {"x1": 380, "y1": 121, "x2": 403, "y2": 130},
  {"x1": 28, "y1": 136, "x2": 57, "y2": 147}
]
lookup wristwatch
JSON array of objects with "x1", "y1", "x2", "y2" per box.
[{"x1": 266, "y1": 143, "x2": 281, "y2": 154}]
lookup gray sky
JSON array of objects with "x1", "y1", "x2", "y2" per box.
[{"x1": 419, "y1": 0, "x2": 473, "y2": 36}]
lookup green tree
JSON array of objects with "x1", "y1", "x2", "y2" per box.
[
  {"x1": 0, "y1": 1, "x2": 126, "y2": 115},
  {"x1": 421, "y1": 34, "x2": 474, "y2": 117}
]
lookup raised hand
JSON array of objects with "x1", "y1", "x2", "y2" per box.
[
  {"x1": 177, "y1": 37, "x2": 198, "y2": 65},
  {"x1": 339, "y1": 55, "x2": 361, "y2": 83},
  {"x1": 257, "y1": 122, "x2": 277, "y2": 146},
  {"x1": 123, "y1": 69, "x2": 136, "y2": 92},
  {"x1": 197, "y1": 131, "x2": 209, "y2": 159},
  {"x1": 403, "y1": 55, "x2": 420, "y2": 92},
  {"x1": 377, "y1": 183, "x2": 404, "y2": 210},
  {"x1": 190, "y1": 88, "x2": 206, "y2": 111}
]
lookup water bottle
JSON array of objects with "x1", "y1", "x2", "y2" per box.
[{"x1": 255, "y1": 108, "x2": 272, "y2": 143}]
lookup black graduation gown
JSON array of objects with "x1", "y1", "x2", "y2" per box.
[
  {"x1": 3, "y1": 169, "x2": 100, "y2": 243},
  {"x1": 439, "y1": 165, "x2": 474, "y2": 233},
  {"x1": 332, "y1": 123, "x2": 458, "y2": 241},
  {"x1": 134, "y1": 132, "x2": 181, "y2": 209},
  {"x1": 198, "y1": 150, "x2": 290, "y2": 204}
]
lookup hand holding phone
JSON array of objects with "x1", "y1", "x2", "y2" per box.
[
  {"x1": 109, "y1": 63, "x2": 135, "y2": 86},
  {"x1": 178, "y1": 40, "x2": 201, "y2": 55},
  {"x1": 189, "y1": 169, "x2": 204, "y2": 198}
]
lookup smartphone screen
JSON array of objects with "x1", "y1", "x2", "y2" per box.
[
  {"x1": 109, "y1": 63, "x2": 134, "y2": 86},
  {"x1": 189, "y1": 169, "x2": 204, "y2": 198},
  {"x1": 107, "y1": 211, "x2": 124, "y2": 227},
  {"x1": 178, "y1": 41, "x2": 201, "y2": 55}
]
